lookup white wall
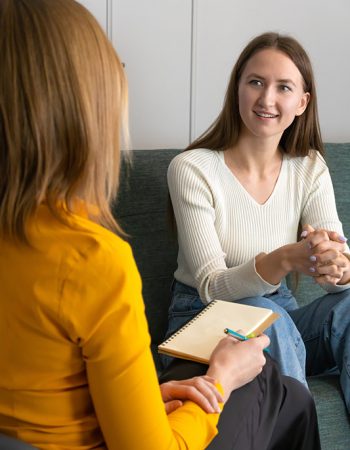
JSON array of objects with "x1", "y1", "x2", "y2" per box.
[
  {"x1": 113, "y1": 0, "x2": 192, "y2": 150},
  {"x1": 192, "y1": 0, "x2": 350, "y2": 144},
  {"x1": 76, "y1": 0, "x2": 110, "y2": 35},
  {"x1": 79, "y1": 0, "x2": 350, "y2": 147}
]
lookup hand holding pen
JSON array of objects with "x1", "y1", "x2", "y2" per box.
[{"x1": 207, "y1": 332, "x2": 270, "y2": 399}]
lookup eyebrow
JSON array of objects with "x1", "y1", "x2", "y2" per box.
[{"x1": 246, "y1": 73, "x2": 297, "y2": 87}]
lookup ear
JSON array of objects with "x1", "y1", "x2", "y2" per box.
[{"x1": 295, "y1": 92, "x2": 310, "y2": 116}]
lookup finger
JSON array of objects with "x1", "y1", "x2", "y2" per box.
[
  {"x1": 249, "y1": 333, "x2": 270, "y2": 351},
  {"x1": 307, "y1": 229, "x2": 330, "y2": 248},
  {"x1": 314, "y1": 274, "x2": 341, "y2": 286},
  {"x1": 327, "y1": 230, "x2": 348, "y2": 244},
  {"x1": 173, "y1": 376, "x2": 224, "y2": 401},
  {"x1": 181, "y1": 383, "x2": 221, "y2": 413},
  {"x1": 307, "y1": 266, "x2": 319, "y2": 276},
  {"x1": 317, "y1": 262, "x2": 344, "y2": 279},
  {"x1": 192, "y1": 376, "x2": 224, "y2": 404},
  {"x1": 181, "y1": 376, "x2": 224, "y2": 402},
  {"x1": 168, "y1": 378, "x2": 224, "y2": 411},
  {"x1": 316, "y1": 252, "x2": 348, "y2": 268},
  {"x1": 313, "y1": 249, "x2": 337, "y2": 264},
  {"x1": 300, "y1": 224, "x2": 314, "y2": 239},
  {"x1": 165, "y1": 400, "x2": 183, "y2": 414},
  {"x1": 312, "y1": 240, "x2": 345, "y2": 254},
  {"x1": 223, "y1": 334, "x2": 241, "y2": 344}
]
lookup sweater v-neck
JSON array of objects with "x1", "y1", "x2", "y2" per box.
[{"x1": 217, "y1": 150, "x2": 286, "y2": 207}]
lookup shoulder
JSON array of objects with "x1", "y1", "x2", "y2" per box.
[
  {"x1": 288, "y1": 149, "x2": 326, "y2": 169},
  {"x1": 34, "y1": 203, "x2": 139, "y2": 286},
  {"x1": 58, "y1": 217, "x2": 143, "y2": 338},
  {"x1": 168, "y1": 149, "x2": 222, "y2": 180},
  {"x1": 29, "y1": 206, "x2": 143, "y2": 341},
  {"x1": 66, "y1": 215, "x2": 137, "y2": 279},
  {"x1": 169, "y1": 148, "x2": 220, "y2": 170},
  {"x1": 286, "y1": 150, "x2": 329, "y2": 181}
]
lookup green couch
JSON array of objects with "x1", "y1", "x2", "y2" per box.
[{"x1": 114, "y1": 143, "x2": 350, "y2": 449}]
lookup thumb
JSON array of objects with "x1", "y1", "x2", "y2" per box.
[
  {"x1": 165, "y1": 400, "x2": 183, "y2": 415},
  {"x1": 254, "y1": 333, "x2": 270, "y2": 350},
  {"x1": 300, "y1": 223, "x2": 314, "y2": 239}
]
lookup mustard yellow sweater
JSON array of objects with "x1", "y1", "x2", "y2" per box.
[{"x1": 0, "y1": 203, "x2": 220, "y2": 449}]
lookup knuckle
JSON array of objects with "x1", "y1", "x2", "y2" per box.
[
  {"x1": 187, "y1": 386, "x2": 196, "y2": 395},
  {"x1": 319, "y1": 230, "x2": 329, "y2": 240},
  {"x1": 325, "y1": 275, "x2": 336, "y2": 284},
  {"x1": 317, "y1": 242, "x2": 327, "y2": 252},
  {"x1": 192, "y1": 378, "x2": 201, "y2": 388},
  {"x1": 261, "y1": 337, "x2": 270, "y2": 348},
  {"x1": 328, "y1": 264, "x2": 337, "y2": 275}
]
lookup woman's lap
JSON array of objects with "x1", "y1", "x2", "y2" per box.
[
  {"x1": 159, "y1": 356, "x2": 320, "y2": 450},
  {"x1": 164, "y1": 280, "x2": 350, "y2": 412},
  {"x1": 163, "y1": 281, "x2": 307, "y2": 385}
]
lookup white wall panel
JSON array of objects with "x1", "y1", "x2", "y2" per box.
[
  {"x1": 76, "y1": 0, "x2": 109, "y2": 35},
  {"x1": 113, "y1": 0, "x2": 192, "y2": 149}
]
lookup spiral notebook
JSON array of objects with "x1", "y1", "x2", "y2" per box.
[{"x1": 158, "y1": 299, "x2": 279, "y2": 364}]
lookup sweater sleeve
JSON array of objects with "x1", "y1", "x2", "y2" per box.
[
  {"x1": 61, "y1": 235, "x2": 220, "y2": 450},
  {"x1": 168, "y1": 154, "x2": 279, "y2": 303},
  {"x1": 300, "y1": 153, "x2": 350, "y2": 293}
]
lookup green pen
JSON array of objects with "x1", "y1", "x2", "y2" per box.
[
  {"x1": 224, "y1": 328, "x2": 247, "y2": 340},
  {"x1": 224, "y1": 328, "x2": 270, "y2": 353}
]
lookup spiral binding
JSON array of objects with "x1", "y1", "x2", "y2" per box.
[{"x1": 161, "y1": 300, "x2": 217, "y2": 344}]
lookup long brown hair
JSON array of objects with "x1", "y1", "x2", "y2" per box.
[
  {"x1": 187, "y1": 32, "x2": 323, "y2": 156},
  {"x1": 0, "y1": 0, "x2": 128, "y2": 242}
]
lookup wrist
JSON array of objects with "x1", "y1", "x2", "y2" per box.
[
  {"x1": 279, "y1": 244, "x2": 294, "y2": 273},
  {"x1": 206, "y1": 365, "x2": 237, "y2": 402},
  {"x1": 255, "y1": 247, "x2": 290, "y2": 285}
]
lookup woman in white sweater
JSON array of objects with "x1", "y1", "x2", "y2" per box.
[{"x1": 164, "y1": 32, "x2": 350, "y2": 412}]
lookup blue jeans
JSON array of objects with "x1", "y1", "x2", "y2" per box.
[{"x1": 162, "y1": 280, "x2": 350, "y2": 412}]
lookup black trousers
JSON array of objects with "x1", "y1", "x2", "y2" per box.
[{"x1": 159, "y1": 355, "x2": 321, "y2": 450}]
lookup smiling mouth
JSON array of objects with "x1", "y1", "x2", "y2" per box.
[{"x1": 254, "y1": 111, "x2": 278, "y2": 118}]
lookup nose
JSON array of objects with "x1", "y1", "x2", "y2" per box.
[{"x1": 258, "y1": 86, "x2": 275, "y2": 108}]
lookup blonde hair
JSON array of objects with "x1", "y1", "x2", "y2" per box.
[{"x1": 0, "y1": 0, "x2": 128, "y2": 242}]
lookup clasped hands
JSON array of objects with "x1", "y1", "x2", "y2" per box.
[{"x1": 299, "y1": 224, "x2": 350, "y2": 286}]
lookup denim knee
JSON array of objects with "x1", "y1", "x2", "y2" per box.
[
  {"x1": 325, "y1": 291, "x2": 350, "y2": 350},
  {"x1": 236, "y1": 296, "x2": 305, "y2": 355},
  {"x1": 236, "y1": 296, "x2": 292, "y2": 318}
]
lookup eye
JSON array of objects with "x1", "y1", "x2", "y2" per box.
[
  {"x1": 280, "y1": 84, "x2": 292, "y2": 92},
  {"x1": 249, "y1": 79, "x2": 263, "y2": 87}
]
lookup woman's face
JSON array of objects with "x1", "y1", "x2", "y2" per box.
[{"x1": 237, "y1": 48, "x2": 310, "y2": 141}]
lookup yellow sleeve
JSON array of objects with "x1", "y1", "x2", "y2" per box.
[{"x1": 62, "y1": 234, "x2": 220, "y2": 450}]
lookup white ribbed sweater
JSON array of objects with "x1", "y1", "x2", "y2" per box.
[{"x1": 167, "y1": 148, "x2": 349, "y2": 304}]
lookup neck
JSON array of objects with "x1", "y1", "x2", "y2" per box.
[{"x1": 228, "y1": 134, "x2": 283, "y2": 173}]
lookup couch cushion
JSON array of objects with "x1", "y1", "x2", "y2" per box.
[
  {"x1": 308, "y1": 376, "x2": 350, "y2": 448},
  {"x1": 113, "y1": 150, "x2": 180, "y2": 363}
]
